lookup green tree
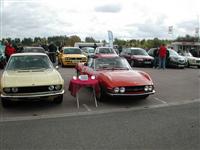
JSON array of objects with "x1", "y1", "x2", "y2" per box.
[
  {"x1": 22, "y1": 38, "x2": 33, "y2": 46},
  {"x1": 85, "y1": 37, "x2": 96, "y2": 42},
  {"x1": 66, "y1": 35, "x2": 81, "y2": 46}
]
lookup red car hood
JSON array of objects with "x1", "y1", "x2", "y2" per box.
[
  {"x1": 133, "y1": 55, "x2": 153, "y2": 59},
  {"x1": 97, "y1": 70, "x2": 152, "y2": 88}
]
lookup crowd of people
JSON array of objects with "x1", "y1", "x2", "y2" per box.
[{"x1": 0, "y1": 40, "x2": 59, "y2": 64}]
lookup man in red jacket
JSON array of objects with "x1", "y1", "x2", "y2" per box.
[
  {"x1": 5, "y1": 41, "x2": 16, "y2": 62},
  {"x1": 158, "y1": 44, "x2": 167, "y2": 69}
]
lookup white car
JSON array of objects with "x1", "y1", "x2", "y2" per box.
[
  {"x1": 0, "y1": 53, "x2": 64, "y2": 107},
  {"x1": 180, "y1": 52, "x2": 200, "y2": 68}
]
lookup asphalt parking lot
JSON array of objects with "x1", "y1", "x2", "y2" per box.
[{"x1": 0, "y1": 66, "x2": 199, "y2": 120}]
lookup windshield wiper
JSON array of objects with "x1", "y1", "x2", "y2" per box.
[
  {"x1": 31, "y1": 68, "x2": 47, "y2": 72},
  {"x1": 96, "y1": 66, "x2": 112, "y2": 70},
  {"x1": 17, "y1": 69, "x2": 31, "y2": 72}
]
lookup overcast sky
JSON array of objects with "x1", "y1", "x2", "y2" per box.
[{"x1": 0, "y1": 0, "x2": 200, "y2": 41}]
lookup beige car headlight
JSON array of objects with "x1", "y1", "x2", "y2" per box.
[
  {"x1": 11, "y1": 87, "x2": 18, "y2": 93},
  {"x1": 3, "y1": 88, "x2": 11, "y2": 93},
  {"x1": 55, "y1": 85, "x2": 62, "y2": 90},
  {"x1": 48, "y1": 85, "x2": 54, "y2": 91}
]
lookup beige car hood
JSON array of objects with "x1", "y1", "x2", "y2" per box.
[{"x1": 1, "y1": 69, "x2": 64, "y2": 88}]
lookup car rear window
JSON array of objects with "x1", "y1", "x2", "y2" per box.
[{"x1": 64, "y1": 48, "x2": 81, "y2": 54}]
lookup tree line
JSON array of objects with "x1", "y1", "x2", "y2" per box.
[{"x1": 1, "y1": 34, "x2": 198, "y2": 50}]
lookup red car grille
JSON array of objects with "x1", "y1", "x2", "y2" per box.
[{"x1": 125, "y1": 86, "x2": 145, "y2": 92}]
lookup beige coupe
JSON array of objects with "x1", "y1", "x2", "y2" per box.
[{"x1": 0, "y1": 53, "x2": 64, "y2": 107}]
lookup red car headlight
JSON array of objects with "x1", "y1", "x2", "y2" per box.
[
  {"x1": 119, "y1": 87, "x2": 125, "y2": 93},
  {"x1": 113, "y1": 87, "x2": 119, "y2": 93}
]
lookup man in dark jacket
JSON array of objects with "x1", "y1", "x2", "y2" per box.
[
  {"x1": 153, "y1": 48, "x2": 159, "y2": 68},
  {"x1": 48, "y1": 42, "x2": 57, "y2": 63}
]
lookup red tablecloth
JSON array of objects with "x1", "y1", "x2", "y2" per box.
[{"x1": 68, "y1": 78, "x2": 100, "y2": 97}]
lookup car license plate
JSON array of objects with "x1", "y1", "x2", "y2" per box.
[
  {"x1": 178, "y1": 65, "x2": 184, "y2": 67},
  {"x1": 144, "y1": 61, "x2": 151, "y2": 64},
  {"x1": 72, "y1": 60, "x2": 80, "y2": 63}
]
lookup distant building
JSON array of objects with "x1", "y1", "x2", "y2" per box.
[
  {"x1": 171, "y1": 41, "x2": 200, "y2": 57},
  {"x1": 74, "y1": 42, "x2": 104, "y2": 49}
]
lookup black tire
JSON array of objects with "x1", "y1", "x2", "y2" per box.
[
  {"x1": 53, "y1": 95, "x2": 63, "y2": 104},
  {"x1": 198, "y1": 66, "x2": 200, "y2": 69},
  {"x1": 1, "y1": 98, "x2": 12, "y2": 107}
]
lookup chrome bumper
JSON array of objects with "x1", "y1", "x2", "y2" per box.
[
  {"x1": 1, "y1": 90, "x2": 64, "y2": 98},
  {"x1": 106, "y1": 90, "x2": 155, "y2": 96}
]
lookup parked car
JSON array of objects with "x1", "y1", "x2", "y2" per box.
[
  {"x1": 0, "y1": 53, "x2": 64, "y2": 107},
  {"x1": 22, "y1": 46, "x2": 47, "y2": 53},
  {"x1": 76, "y1": 57, "x2": 155, "y2": 101},
  {"x1": 81, "y1": 47, "x2": 95, "y2": 58},
  {"x1": 58, "y1": 47, "x2": 87, "y2": 67},
  {"x1": 179, "y1": 52, "x2": 200, "y2": 68},
  {"x1": 0, "y1": 45, "x2": 6, "y2": 69},
  {"x1": 94, "y1": 47, "x2": 118, "y2": 58},
  {"x1": 120, "y1": 48, "x2": 154, "y2": 67},
  {"x1": 148, "y1": 48, "x2": 186, "y2": 68}
]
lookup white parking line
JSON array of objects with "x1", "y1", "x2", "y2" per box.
[
  {"x1": 83, "y1": 104, "x2": 92, "y2": 112},
  {"x1": 153, "y1": 97, "x2": 167, "y2": 104}
]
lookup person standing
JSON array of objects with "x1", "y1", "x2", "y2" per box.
[
  {"x1": 158, "y1": 44, "x2": 167, "y2": 69},
  {"x1": 59, "y1": 42, "x2": 64, "y2": 52},
  {"x1": 48, "y1": 42, "x2": 57, "y2": 63},
  {"x1": 94, "y1": 43, "x2": 97, "y2": 49},
  {"x1": 5, "y1": 41, "x2": 16, "y2": 62}
]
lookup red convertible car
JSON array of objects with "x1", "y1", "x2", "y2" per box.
[{"x1": 76, "y1": 57, "x2": 155, "y2": 101}]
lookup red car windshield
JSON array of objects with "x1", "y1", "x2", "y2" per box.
[{"x1": 94, "y1": 57, "x2": 131, "y2": 70}]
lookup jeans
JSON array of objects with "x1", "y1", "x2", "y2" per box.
[{"x1": 159, "y1": 57, "x2": 166, "y2": 69}]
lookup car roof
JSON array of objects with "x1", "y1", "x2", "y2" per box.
[
  {"x1": 63, "y1": 47, "x2": 80, "y2": 49},
  {"x1": 11, "y1": 53, "x2": 48, "y2": 56},
  {"x1": 24, "y1": 46, "x2": 44, "y2": 49},
  {"x1": 129, "y1": 47, "x2": 144, "y2": 50},
  {"x1": 96, "y1": 47, "x2": 113, "y2": 49}
]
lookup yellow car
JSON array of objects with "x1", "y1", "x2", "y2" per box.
[
  {"x1": 0, "y1": 53, "x2": 64, "y2": 107},
  {"x1": 58, "y1": 47, "x2": 87, "y2": 67}
]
